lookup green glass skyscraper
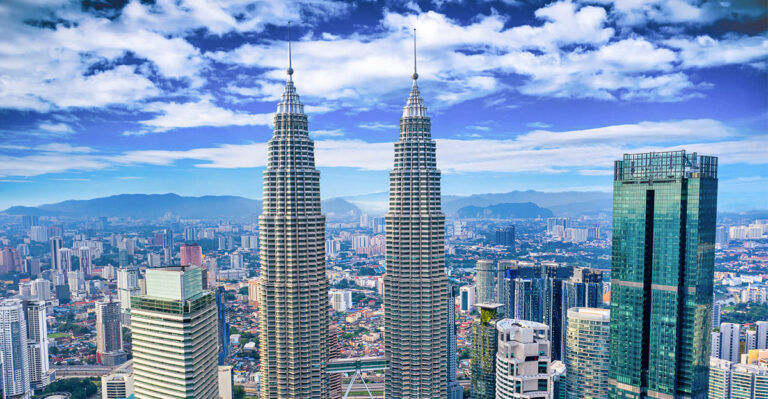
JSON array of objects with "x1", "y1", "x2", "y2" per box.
[
  {"x1": 609, "y1": 150, "x2": 718, "y2": 399},
  {"x1": 471, "y1": 303, "x2": 502, "y2": 399}
]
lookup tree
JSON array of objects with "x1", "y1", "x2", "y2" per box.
[{"x1": 233, "y1": 385, "x2": 246, "y2": 399}]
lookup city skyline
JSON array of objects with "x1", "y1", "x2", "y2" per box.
[{"x1": 1, "y1": 1, "x2": 767, "y2": 212}]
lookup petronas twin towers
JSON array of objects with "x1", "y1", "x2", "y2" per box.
[{"x1": 258, "y1": 34, "x2": 448, "y2": 398}]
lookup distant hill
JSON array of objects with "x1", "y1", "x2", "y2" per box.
[
  {"x1": 3, "y1": 194, "x2": 362, "y2": 220},
  {"x1": 343, "y1": 190, "x2": 612, "y2": 216},
  {"x1": 456, "y1": 202, "x2": 554, "y2": 219},
  {"x1": 442, "y1": 190, "x2": 611, "y2": 216},
  {"x1": 323, "y1": 198, "x2": 362, "y2": 221}
]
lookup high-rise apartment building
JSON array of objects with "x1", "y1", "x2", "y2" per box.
[
  {"x1": 757, "y1": 321, "x2": 768, "y2": 350},
  {"x1": 565, "y1": 307, "x2": 610, "y2": 399},
  {"x1": 0, "y1": 298, "x2": 31, "y2": 399},
  {"x1": 22, "y1": 298, "x2": 52, "y2": 390},
  {"x1": 495, "y1": 319, "x2": 552, "y2": 398},
  {"x1": 476, "y1": 260, "x2": 497, "y2": 304},
  {"x1": 257, "y1": 48, "x2": 331, "y2": 398},
  {"x1": 131, "y1": 266, "x2": 218, "y2": 399},
  {"x1": 329, "y1": 289, "x2": 353, "y2": 313},
  {"x1": 179, "y1": 243, "x2": 202, "y2": 267},
  {"x1": 712, "y1": 323, "x2": 741, "y2": 363},
  {"x1": 95, "y1": 297, "x2": 125, "y2": 366},
  {"x1": 709, "y1": 355, "x2": 768, "y2": 399},
  {"x1": 609, "y1": 150, "x2": 718, "y2": 399},
  {"x1": 471, "y1": 303, "x2": 502, "y2": 399},
  {"x1": 383, "y1": 39, "x2": 448, "y2": 398},
  {"x1": 558, "y1": 267, "x2": 603, "y2": 360}
]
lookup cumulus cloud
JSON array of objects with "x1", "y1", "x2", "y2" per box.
[{"x1": 135, "y1": 100, "x2": 273, "y2": 133}]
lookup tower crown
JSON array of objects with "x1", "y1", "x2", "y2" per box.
[{"x1": 403, "y1": 29, "x2": 427, "y2": 118}]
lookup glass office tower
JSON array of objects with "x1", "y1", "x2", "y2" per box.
[{"x1": 609, "y1": 151, "x2": 717, "y2": 399}]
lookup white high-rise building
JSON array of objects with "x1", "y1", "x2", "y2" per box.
[
  {"x1": 132, "y1": 267, "x2": 218, "y2": 399},
  {"x1": 29, "y1": 226, "x2": 48, "y2": 243},
  {"x1": 757, "y1": 321, "x2": 768, "y2": 350},
  {"x1": 22, "y1": 299, "x2": 51, "y2": 390},
  {"x1": 0, "y1": 298, "x2": 31, "y2": 399},
  {"x1": 495, "y1": 319, "x2": 553, "y2": 398},
  {"x1": 58, "y1": 248, "x2": 73, "y2": 274},
  {"x1": 30, "y1": 279, "x2": 51, "y2": 301},
  {"x1": 117, "y1": 268, "x2": 140, "y2": 315},
  {"x1": 712, "y1": 323, "x2": 741, "y2": 363},
  {"x1": 67, "y1": 271, "x2": 84, "y2": 294},
  {"x1": 229, "y1": 251, "x2": 244, "y2": 269},
  {"x1": 329, "y1": 289, "x2": 353, "y2": 313},
  {"x1": 102, "y1": 367, "x2": 134, "y2": 399},
  {"x1": 565, "y1": 308, "x2": 610, "y2": 399},
  {"x1": 77, "y1": 246, "x2": 93, "y2": 277}
]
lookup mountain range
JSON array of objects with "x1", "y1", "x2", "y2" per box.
[{"x1": 3, "y1": 190, "x2": 613, "y2": 219}]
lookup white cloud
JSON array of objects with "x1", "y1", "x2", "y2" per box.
[
  {"x1": 136, "y1": 100, "x2": 273, "y2": 133},
  {"x1": 1, "y1": 119, "x2": 764, "y2": 178},
  {"x1": 666, "y1": 34, "x2": 768, "y2": 69},
  {"x1": 38, "y1": 123, "x2": 74, "y2": 134},
  {"x1": 36, "y1": 143, "x2": 94, "y2": 153},
  {"x1": 359, "y1": 122, "x2": 398, "y2": 130},
  {"x1": 313, "y1": 129, "x2": 345, "y2": 137},
  {"x1": 585, "y1": 0, "x2": 766, "y2": 26}
]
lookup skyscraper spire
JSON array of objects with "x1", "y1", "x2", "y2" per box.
[
  {"x1": 412, "y1": 28, "x2": 418, "y2": 81},
  {"x1": 287, "y1": 21, "x2": 293, "y2": 80}
]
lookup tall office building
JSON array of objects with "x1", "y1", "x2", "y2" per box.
[
  {"x1": 0, "y1": 298, "x2": 31, "y2": 399},
  {"x1": 471, "y1": 303, "x2": 502, "y2": 399},
  {"x1": 131, "y1": 266, "x2": 218, "y2": 399},
  {"x1": 460, "y1": 284, "x2": 476, "y2": 313},
  {"x1": 215, "y1": 287, "x2": 229, "y2": 366},
  {"x1": 495, "y1": 226, "x2": 515, "y2": 247},
  {"x1": 383, "y1": 36, "x2": 448, "y2": 398},
  {"x1": 712, "y1": 322, "x2": 741, "y2": 363},
  {"x1": 50, "y1": 237, "x2": 63, "y2": 274},
  {"x1": 565, "y1": 307, "x2": 610, "y2": 399},
  {"x1": 22, "y1": 298, "x2": 52, "y2": 390},
  {"x1": 30, "y1": 279, "x2": 51, "y2": 301},
  {"x1": 327, "y1": 327, "x2": 343, "y2": 399},
  {"x1": 543, "y1": 263, "x2": 573, "y2": 361},
  {"x1": 476, "y1": 260, "x2": 497, "y2": 303},
  {"x1": 495, "y1": 319, "x2": 553, "y2": 399},
  {"x1": 609, "y1": 151, "x2": 718, "y2": 399},
  {"x1": 95, "y1": 297, "x2": 126, "y2": 366},
  {"x1": 257, "y1": 44, "x2": 331, "y2": 399},
  {"x1": 179, "y1": 243, "x2": 202, "y2": 267},
  {"x1": 448, "y1": 285, "x2": 462, "y2": 399}
]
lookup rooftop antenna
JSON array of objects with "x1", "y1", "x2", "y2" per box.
[
  {"x1": 412, "y1": 28, "x2": 418, "y2": 81},
  {"x1": 287, "y1": 21, "x2": 294, "y2": 80}
]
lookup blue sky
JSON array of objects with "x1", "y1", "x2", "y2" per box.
[{"x1": 0, "y1": 0, "x2": 766, "y2": 211}]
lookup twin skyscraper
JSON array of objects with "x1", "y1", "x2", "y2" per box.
[{"x1": 257, "y1": 32, "x2": 448, "y2": 398}]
